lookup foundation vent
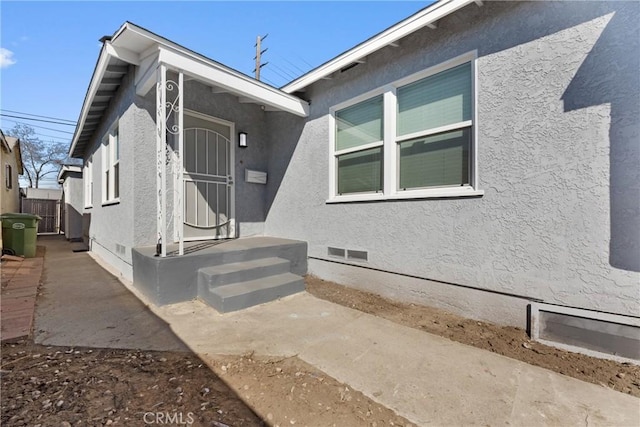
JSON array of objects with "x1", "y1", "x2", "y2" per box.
[
  {"x1": 347, "y1": 250, "x2": 368, "y2": 262},
  {"x1": 531, "y1": 303, "x2": 640, "y2": 364},
  {"x1": 328, "y1": 247, "x2": 345, "y2": 259},
  {"x1": 115, "y1": 243, "x2": 126, "y2": 256}
]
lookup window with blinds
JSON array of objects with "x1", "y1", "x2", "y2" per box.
[
  {"x1": 329, "y1": 53, "x2": 477, "y2": 201},
  {"x1": 397, "y1": 62, "x2": 472, "y2": 190},
  {"x1": 335, "y1": 95, "x2": 383, "y2": 195}
]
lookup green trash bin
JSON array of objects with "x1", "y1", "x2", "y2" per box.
[{"x1": 1, "y1": 213, "x2": 41, "y2": 258}]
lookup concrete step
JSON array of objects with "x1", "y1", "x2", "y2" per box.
[
  {"x1": 133, "y1": 237, "x2": 307, "y2": 306},
  {"x1": 200, "y1": 272, "x2": 305, "y2": 313},
  {"x1": 198, "y1": 257, "x2": 291, "y2": 291}
]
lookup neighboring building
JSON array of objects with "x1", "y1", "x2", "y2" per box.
[
  {"x1": 0, "y1": 130, "x2": 24, "y2": 214},
  {"x1": 68, "y1": 1, "x2": 639, "y2": 360},
  {"x1": 58, "y1": 165, "x2": 84, "y2": 241}
]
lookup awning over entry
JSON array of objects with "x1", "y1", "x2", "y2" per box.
[{"x1": 69, "y1": 22, "x2": 309, "y2": 159}]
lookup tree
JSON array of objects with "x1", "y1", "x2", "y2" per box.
[{"x1": 7, "y1": 124, "x2": 68, "y2": 188}]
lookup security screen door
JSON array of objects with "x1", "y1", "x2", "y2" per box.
[{"x1": 183, "y1": 113, "x2": 235, "y2": 240}]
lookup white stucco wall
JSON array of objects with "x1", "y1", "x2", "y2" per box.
[
  {"x1": 264, "y1": 1, "x2": 640, "y2": 325},
  {"x1": 82, "y1": 67, "x2": 138, "y2": 280},
  {"x1": 62, "y1": 172, "x2": 83, "y2": 240}
]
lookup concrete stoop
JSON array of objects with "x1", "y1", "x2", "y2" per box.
[
  {"x1": 132, "y1": 237, "x2": 308, "y2": 310},
  {"x1": 198, "y1": 258, "x2": 305, "y2": 313}
]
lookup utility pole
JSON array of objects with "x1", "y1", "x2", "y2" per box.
[{"x1": 254, "y1": 34, "x2": 268, "y2": 80}]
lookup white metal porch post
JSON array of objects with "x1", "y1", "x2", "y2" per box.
[
  {"x1": 177, "y1": 71, "x2": 184, "y2": 256},
  {"x1": 156, "y1": 63, "x2": 167, "y2": 257}
]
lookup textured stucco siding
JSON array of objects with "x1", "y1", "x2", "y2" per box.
[
  {"x1": 264, "y1": 1, "x2": 640, "y2": 323},
  {"x1": 132, "y1": 86, "x2": 158, "y2": 248},
  {"x1": 82, "y1": 67, "x2": 137, "y2": 279},
  {"x1": 63, "y1": 172, "x2": 84, "y2": 240}
]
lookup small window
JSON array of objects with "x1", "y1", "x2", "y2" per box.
[
  {"x1": 84, "y1": 157, "x2": 93, "y2": 208},
  {"x1": 5, "y1": 164, "x2": 12, "y2": 189},
  {"x1": 102, "y1": 123, "x2": 120, "y2": 204}
]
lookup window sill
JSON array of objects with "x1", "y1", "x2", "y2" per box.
[
  {"x1": 84, "y1": 205, "x2": 93, "y2": 209},
  {"x1": 326, "y1": 187, "x2": 484, "y2": 203},
  {"x1": 101, "y1": 199, "x2": 120, "y2": 207}
]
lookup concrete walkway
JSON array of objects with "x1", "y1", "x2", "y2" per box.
[
  {"x1": 35, "y1": 236, "x2": 640, "y2": 426},
  {"x1": 146, "y1": 295, "x2": 639, "y2": 426},
  {"x1": 33, "y1": 236, "x2": 187, "y2": 351},
  {"x1": 1, "y1": 255, "x2": 43, "y2": 341}
]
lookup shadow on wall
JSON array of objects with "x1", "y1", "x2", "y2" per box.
[
  {"x1": 264, "y1": 112, "x2": 306, "y2": 216},
  {"x1": 82, "y1": 213, "x2": 92, "y2": 249},
  {"x1": 560, "y1": 5, "x2": 640, "y2": 272},
  {"x1": 67, "y1": 205, "x2": 84, "y2": 241}
]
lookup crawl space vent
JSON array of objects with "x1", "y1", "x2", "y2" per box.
[
  {"x1": 531, "y1": 302, "x2": 640, "y2": 363},
  {"x1": 347, "y1": 250, "x2": 368, "y2": 262},
  {"x1": 328, "y1": 247, "x2": 345, "y2": 258}
]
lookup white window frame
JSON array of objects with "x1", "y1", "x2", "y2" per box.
[
  {"x1": 328, "y1": 51, "x2": 483, "y2": 203},
  {"x1": 84, "y1": 157, "x2": 93, "y2": 208},
  {"x1": 102, "y1": 122, "x2": 120, "y2": 205}
]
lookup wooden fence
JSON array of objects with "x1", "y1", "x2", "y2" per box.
[{"x1": 21, "y1": 198, "x2": 61, "y2": 234}]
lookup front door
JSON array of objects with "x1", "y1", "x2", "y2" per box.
[{"x1": 182, "y1": 112, "x2": 235, "y2": 240}]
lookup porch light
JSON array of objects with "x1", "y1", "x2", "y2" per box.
[{"x1": 238, "y1": 132, "x2": 248, "y2": 148}]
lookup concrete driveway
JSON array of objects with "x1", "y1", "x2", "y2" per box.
[{"x1": 34, "y1": 236, "x2": 187, "y2": 351}]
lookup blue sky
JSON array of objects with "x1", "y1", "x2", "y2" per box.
[{"x1": 0, "y1": 1, "x2": 429, "y2": 157}]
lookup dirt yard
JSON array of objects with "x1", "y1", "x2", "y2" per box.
[
  {"x1": 1, "y1": 340, "x2": 413, "y2": 427},
  {"x1": 306, "y1": 276, "x2": 640, "y2": 398},
  {"x1": 1, "y1": 340, "x2": 262, "y2": 426},
  {"x1": 207, "y1": 353, "x2": 413, "y2": 427}
]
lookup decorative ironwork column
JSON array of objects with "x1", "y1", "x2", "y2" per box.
[
  {"x1": 177, "y1": 71, "x2": 184, "y2": 256},
  {"x1": 156, "y1": 64, "x2": 167, "y2": 257},
  {"x1": 156, "y1": 65, "x2": 184, "y2": 257}
]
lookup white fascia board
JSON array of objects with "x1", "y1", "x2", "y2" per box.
[
  {"x1": 282, "y1": 0, "x2": 475, "y2": 93},
  {"x1": 68, "y1": 48, "x2": 111, "y2": 158},
  {"x1": 135, "y1": 50, "x2": 159, "y2": 96},
  {"x1": 105, "y1": 42, "x2": 141, "y2": 66},
  {"x1": 158, "y1": 48, "x2": 309, "y2": 117}
]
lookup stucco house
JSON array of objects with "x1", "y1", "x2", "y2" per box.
[
  {"x1": 68, "y1": 0, "x2": 639, "y2": 361},
  {"x1": 58, "y1": 165, "x2": 84, "y2": 241},
  {"x1": 0, "y1": 129, "x2": 24, "y2": 215}
]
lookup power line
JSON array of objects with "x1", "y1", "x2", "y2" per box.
[
  {"x1": 0, "y1": 109, "x2": 76, "y2": 124},
  {"x1": 274, "y1": 54, "x2": 308, "y2": 75},
  {"x1": 291, "y1": 53, "x2": 315, "y2": 69},
  {"x1": 264, "y1": 66, "x2": 292, "y2": 83},
  {"x1": 1, "y1": 118, "x2": 75, "y2": 134},
  {"x1": 32, "y1": 132, "x2": 71, "y2": 142},
  {"x1": 260, "y1": 76, "x2": 278, "y2": 87},
  {"x1": 269, "y1": 62, "x2": 297, "y2": 80},
  {"x1": 0, "y1": 113, "x2": 76, "y2": 126}
]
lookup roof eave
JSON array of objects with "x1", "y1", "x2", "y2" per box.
[
  {"x1": 69, "y1": 22, "x2": 309, "y2": 159},
  {"x1": 281, "y1": 0, "x2": 476, "y2": 93},
  {"x1": 68, "y1": 43, "x2": 113, "y2": 159}
]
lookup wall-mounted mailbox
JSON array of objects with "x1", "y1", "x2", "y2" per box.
[{"x1": 245, "y1": 169, "x2": 267, "y2": 184}]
